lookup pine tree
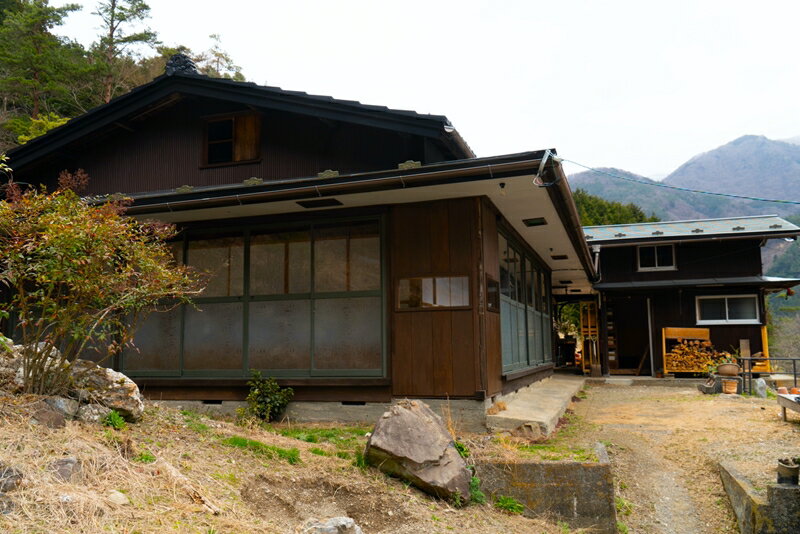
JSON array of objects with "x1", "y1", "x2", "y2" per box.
[{"x1": 93, "y1": 0, "x2": 158, "y2": 103}]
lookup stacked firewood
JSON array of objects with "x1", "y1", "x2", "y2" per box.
[{"x1": 666, "y1": 339, "x2": 731, "y2": 372}]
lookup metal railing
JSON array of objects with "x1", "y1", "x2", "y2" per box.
[{"x1": 739, "y1": 357, "x2": 800, "y2": 394}]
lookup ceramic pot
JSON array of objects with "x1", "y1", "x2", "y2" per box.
[
  {"x1": 721, "y1": 379, "x2": 738, "y2": 394},
  {"x1": 716, "y1": 363, "x2": 740, "y2": 377},
  {"x1": 777, "y1": 459, "x2": 800, "y2": 485}
]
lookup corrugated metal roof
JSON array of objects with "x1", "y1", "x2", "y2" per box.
[
  {"x1": 594, "y1": 275, "x2": 800, "y2": 291},
  {"x1": 583, "y1": 215, "x2": 800, "y2": 243}
]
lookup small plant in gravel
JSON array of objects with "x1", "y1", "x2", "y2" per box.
[
  {"x1": 103, "y1": 410, "x2": 127, "y2": 430},
  {"x1": 494, "y1": 495, "x2": 524, "y2": 514},
  {"x1": 617, "y1": 520, "x2": 630, "y2": 533},
  {"x1": 615, "y1": 496, "x2": 634, "y2": 516},
  {"x1": 557, "y1": 521, "x2": 570, "y2": 533},
  {"x1": 239, "y1": 371, "x2": 293, "y2": 422},
  {"x1": 180, "y1": 410, "x2": 210, "y2": 433}
]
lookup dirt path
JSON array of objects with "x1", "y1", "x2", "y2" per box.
[{"x1": 571, "y1": 386, "x2": 748, "y2": 534}]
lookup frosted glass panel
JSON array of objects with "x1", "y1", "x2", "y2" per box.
[
  {"x1": 350, "y1": 235, "x2": 380, "y2": 290},
  {"x1": 249, "y1": 300, "x2": 311, "y2": 369},
  {"x1": 314, "y1": 228, "x2": 347, "y2": 292},
  {"x1": 313, "y1": 297, "x2": 381, "y2": 370},
  {"x1": 188, "y1": 237, "x2": 244, "y2": 297},
  {"x1": 250, "y1": 231, "x2": 310, "y2": 295},
  {"x1": 123, "y1": 308, "x2": 181, "y2": 371},
  {"x1": 183, "y1": 303, "x2": 242, "y2": 370}
]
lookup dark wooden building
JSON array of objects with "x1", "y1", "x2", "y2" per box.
[
  {"x1": 7, "y1": 58, "x2": 595, "y2": 405},
  {"x1": 584, "y1": 216, "x2": 800, "y2": 375}
]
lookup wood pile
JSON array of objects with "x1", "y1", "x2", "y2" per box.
[{"x1": 666, "y1": 339, "x2": 731, "y2": 373}]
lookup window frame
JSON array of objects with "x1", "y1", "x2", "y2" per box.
[
  {"x1": 201, "y1": 112, "x2": 262, "y2": 168},
  {"x1": 695, "y1": 294, "x2": 760, "y2": 325},
  {"x1": 637, "y1": 244, "x2": 676, "y2": 272},
  {"x1": 395, "y1": 275, "x2": 472, "y2": 311},
  {"x1": 120, "y1": 214, "x2": 387, "y2": 379}
]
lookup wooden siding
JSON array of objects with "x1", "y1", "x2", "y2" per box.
[
  {"x1": 607, "y1": 287, "x2": 765, "y2": 373},
  {"x1": 20, "y1": 97, "x2": 438, "y2": 196},
  {"x1": 600, "y1": 240, "x2": 762, "y2": 283},
  {"x1": 481, "y1": 198, "x2": 503, "y2": 396},
  {"x1": 390, "y1": 198, "x2": 482, "y2": 398}
]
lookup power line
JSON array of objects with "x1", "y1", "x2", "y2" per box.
[{"x1": 557, "y1": 156, "x2": 800, "y2": 206}]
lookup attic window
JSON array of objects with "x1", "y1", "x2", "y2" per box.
[
  {"x1": 637, "y1": 244, "x2": 675, "y2": 272},
  {"x1": 204, "y1": 114, "x2": 260, "y2": 166}
]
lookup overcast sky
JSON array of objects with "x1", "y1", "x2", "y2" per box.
[{"x1": 56, "y1": 0, "x2": 800, "y2": 178}]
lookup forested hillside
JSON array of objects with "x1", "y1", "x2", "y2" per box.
[{"x1": 0, "y1": 0, "x2": 245, "y2": 153}]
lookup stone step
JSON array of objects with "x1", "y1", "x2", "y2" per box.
[{"x1": 485, "y1": 375, "x2": 585, "y2": 437}]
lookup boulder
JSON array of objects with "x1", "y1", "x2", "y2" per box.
[
  {"x1": 365, "y1": 399, "x2": 471, "y2": 501},
  {"x1": 50, "y1": 458, "x2": 81, "y2": 483},
  {"x1": 754, "y1": 378, "x2": 767, "y2": 399},
  {"x1": 69, "y1": 360, "x2": 144, "y2": 422},
  {"x1": 0, "y1": 464, "x2": 23, "y2": 493},
  {"x1": 301, "y1": 517, "x2": 364, "y2": 534},
  {"x1": 76, "y1": 403, "x2": 112, "y2": 424}
]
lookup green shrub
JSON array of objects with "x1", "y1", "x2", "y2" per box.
[
  {"x1": 102, "y1": 410, "x2": 126, "y2": 430},
  {"x1": 240, "y1": 371, "x2": 293, "y2": 422},
  {"x1": 133, "y1": 451, "x2": 156, "y2": 464},
  {"x1": 494, "y1": 495, "x2": 524, "y2": 514},
  {"x1": 469, "y1": 476, "x2": 486, "y2": 504}
]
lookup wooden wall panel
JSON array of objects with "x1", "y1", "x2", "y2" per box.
[
  {"x1": 390, "y1": 198, "x2": 482, "y2": 398},
  {"x1": 601, "y1": 240, "x2": 762, "y2": 283},
  {"x1": 481, "y1": 198, "x2": 503, "y2": 396}
]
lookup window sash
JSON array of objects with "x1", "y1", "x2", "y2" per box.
[
  {"x1": 696, "y1": 295, "x2": 759, "y2": 325},
  {"x1": 637, "y1": 244, "x2": 676, "y2": 271}
]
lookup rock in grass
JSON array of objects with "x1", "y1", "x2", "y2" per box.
[
  {"x1": 76, "y1": 403, "x2": 112, "y2": 424},
  {"x1": 50, "y1": 458, "x2": 81, "y2": 483},
  {"x1": 45, "y1": 396, "x2": 80, "y2": 419},
  {"x1": 0, "y1": 464, "x2": 23, "y2": 493},
  {"x1": 33, "y1": 407, "x2": 66, "y2": 429},
  {"x1": 0, "y1": 493, "x2": 15, "y2": 515},
  {"x1": 301, "y1": 517, "x2": 364, "y2": 534},
  {"x1": 365, "y1": 399, "x2": 471, "y2": 502},
  {"x1": 106, "y1": 490, "x2": 129, "y2": 506},
  {"x1": 69, "y1": 360, "x2": 144, "y2": 422}
]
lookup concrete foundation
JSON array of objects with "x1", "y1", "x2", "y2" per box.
[
  {"x1": 474, "y1": 443, "x2": 617, "y2": 533},
  {"x1": 719, "y1": 462, "x2": 800, "y2": 534}
]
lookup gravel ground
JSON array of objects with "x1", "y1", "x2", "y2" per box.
[{"x1": 569, "y1": 384, "x2": 800, "y2": 534}]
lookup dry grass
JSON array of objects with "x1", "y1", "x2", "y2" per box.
[{"x1": 0, "y1": 394, "x2": 568, "y2": 534}]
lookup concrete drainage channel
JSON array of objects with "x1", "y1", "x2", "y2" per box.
[
  {"x1": 719, "y1": 462, "x2": 800, "y2": 534},
  {"x1": 474, "y1": 442, "x2": 617, "y2": 533}
]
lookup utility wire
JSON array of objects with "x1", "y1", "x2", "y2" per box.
[{"x1": 556, "y1": 156, "x2": 800, "y2": 206}]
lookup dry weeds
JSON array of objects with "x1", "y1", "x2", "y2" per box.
[{"x1": 0, "y1": 394, "x2": 568, "y2": 533}]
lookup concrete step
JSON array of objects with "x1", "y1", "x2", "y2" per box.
[{"x1": 486, "y1": 375, "x2": 585, "y2": 437}]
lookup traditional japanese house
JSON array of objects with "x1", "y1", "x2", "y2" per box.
[
  {"x1": 584, "y1": 216, "x2": 800, "y2": 376},
  {"x1": 5, "y1": 56, "x2": 595, "y2": 417}
]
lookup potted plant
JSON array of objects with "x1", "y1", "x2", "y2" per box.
[{"x1": 711, "y1": 354, "x2": 740, "y2": 377}]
